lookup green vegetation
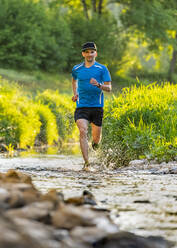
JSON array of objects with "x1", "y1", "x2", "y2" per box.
[
  {"x1": 102, "y1": 83, "x2": 177, "y2": 166},
  {"x1": 0, "y1": 0, "x2": 177, "y2": 164},
  {"x1": 0, "y1": 68, "x2": 72, "y2": 95},
  {"x1": 36, "y1": 90, "x2": 77, "y2": 141},
  {"x1": 0, "y1": 77, "x2": 76, "y2": 149}
]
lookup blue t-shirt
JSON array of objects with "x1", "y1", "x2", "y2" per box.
[{"x1": 72, "y1": 61, "x2": 111, "y2": 108}]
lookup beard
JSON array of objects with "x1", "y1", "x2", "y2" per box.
[{"x1": 86, "y1": 57, "x2": 94, "y2": 62}]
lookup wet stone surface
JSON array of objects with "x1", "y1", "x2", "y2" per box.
[{"x1": 0, "y1": 155, "x2": 177, "y2": 247}]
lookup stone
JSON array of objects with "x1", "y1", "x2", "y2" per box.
[
  {"x1": 7, "y1": 201, "x2": 54, "y2": 224},
  {"x1": 93, "y1": 231, "x2": 173, "y2": 248},
  {"x1": 129, "y1": 159, "x2": 148, "y2": 166}
]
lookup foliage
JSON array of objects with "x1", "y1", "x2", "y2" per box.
[
  {"x1": 102, "y1": 82, "x2": 177, "y2": 166},
  {"x1": 0, "y1": 79, "x2": 41, "y2": 147},
  {"x1": 0, "y1": 68, "x2": 72, "y2": 95},
  {"x1": 67, "y1": 12, "x2": 126, "y2": 74},
  {"x1": 114, "y1": 0, "x2": 177, "y2": 78},
  {"x1": 116, "y1": 0, "x2": 177, "y2": 45},
  {"x1": 35, "y1": 90, "x2": 77, "y2": 141},
  {"x1": 0, "y1": 77, "x2": 77, "y2": 148},
  {"x1": 35, "y1": 104, "x2": 59, "y2": 145},
  {"x1": 0, "y1": 0, "x2": 71, "y2": 71}
]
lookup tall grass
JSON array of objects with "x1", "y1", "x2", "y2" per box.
[
  {"x1": 0, "y1": 79, "x2": 41, "y2": 147},
  {"x1": 36, "y1": 90, "x2": 77, "y2": 142},
  {"x1": 102, "y1": 82, "x2": 177, "y2": 166},
  {"x1": 0, "y1": 77, "x2": 76, "y2": 149}
]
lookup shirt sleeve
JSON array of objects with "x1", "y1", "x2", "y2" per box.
[
  {"x1": 72, "y1": 67, "x2": 77, "y2": 80},
  {"x1": 102, "y1": 66, "x2": 111, "y2": 82}
]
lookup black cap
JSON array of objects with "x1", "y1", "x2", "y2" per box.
[{"x1": 82, "y1": 42, "x2": 97, "y2": 51}]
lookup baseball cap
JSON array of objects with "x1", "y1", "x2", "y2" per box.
[{"x1": 82, "y1": 42, "x2": 97, "y2": 51}]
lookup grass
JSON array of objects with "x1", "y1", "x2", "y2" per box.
[
  {"x1": 102, "y1": 82, "x2": 177, "y2": 166},
  {"x1": 0, "y1": 68, "x2": 72, "y2": 96}
]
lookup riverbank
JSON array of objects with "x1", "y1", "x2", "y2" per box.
[
  {"x1": 0, "y1": 169, "x2": 174, "y2": 248},
  {"x1": 0, "y1": 154, "x2": 177, "y2": 247}
]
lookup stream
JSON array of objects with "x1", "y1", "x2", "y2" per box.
[{"x1": 0, "y1": 149, "x2": 177, "y2": 247}]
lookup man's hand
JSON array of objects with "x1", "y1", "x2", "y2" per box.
[
  {"x1": 90, "y1": 78, "x2": 99, "y2": 87},
  {"x1": 72, "y1": 94, "x2": 78, "y2": 102}
]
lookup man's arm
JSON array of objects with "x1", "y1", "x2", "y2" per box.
[
  {"x1": 100, "y1": 81, "x2": 112, "y2": 92},
  {"x1": 90, "y1": 78, "x2": 112, "y2": 92},
  {"x1": 72, "y1": 78, "x2": 78, "y2": 102}
]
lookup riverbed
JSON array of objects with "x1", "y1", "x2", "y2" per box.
[{"x1": 0, "y1": 152, "x2": 177, "y2": 247}]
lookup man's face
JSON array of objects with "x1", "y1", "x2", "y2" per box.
[{"x1": 82, "y1": 49, "x2": 97, "y2": 63}]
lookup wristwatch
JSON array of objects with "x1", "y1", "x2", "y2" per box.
[{"x1": 97, "y1": 83, "x2": 101, "y2": 88}]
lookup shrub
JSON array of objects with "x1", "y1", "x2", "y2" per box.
[
  {"x1": 36, "y1": 90, "x2": 77, "y2": 142},
  {"x1": 102, "y1": 82, "x2": 177, "y2": 166},
  {"x1": 67, "y1": 12, "x2": 126, "y2": 74},
  {"x1": 0, "y1": 79, "x2": 41, "y2": 148},
  {"x1": 35, "y1": 104, "x2": 58, "y2": 146},
  {"x1": 0, "y1": 0, "x2": 71, "y2": 71}
]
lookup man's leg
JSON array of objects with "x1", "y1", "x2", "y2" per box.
[
  {"x1": 76, "y1": 119, "x2": 89, "y2": 164},
  {"x1": 91, "y1": 123, "x2": 102, "y2": 149}
]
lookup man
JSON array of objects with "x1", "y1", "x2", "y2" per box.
[{"x1": 71, "y1": 42, "x2": 112, "y2": 171}]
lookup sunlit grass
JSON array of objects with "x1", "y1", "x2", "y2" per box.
[
  {"x1": 102, "y1": 82, "x2": 177, "y2": 165},
  {"x1": 0, "y1": 77, "x2": 77, "y2": 149},
  {"x1": 0, "y1": 68, "x2": 72, "y2": 95}
]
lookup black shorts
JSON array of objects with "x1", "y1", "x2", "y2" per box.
[{"x1": 74, "y1": 107, "x2": 103, "y2": 127}]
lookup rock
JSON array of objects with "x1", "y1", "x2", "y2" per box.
[
  {"x1": 13, "y1": 217, "x2": 60, "y2": 248},
  {"x1": 0, "y1": 183, "x2": 40, "y2": 208},
  {"x1": 61, "y1": 226, "x2": 107, "y2": 248},
  {"x1": 0, "y1": 187, "x2": 10, "y2": 203},
  {"x1": 51, "y1": 204, "x2": 113, "y2": 230},
  {"x1": 0, "y1": 170, "x2": 174, "y2": 248},
  {"x1": 65, "y1": 190, "x2": 97, "y2": 206},
  {"x1": 0, "y1": 169, "x2": 32, "y2": 185},
  {"x1": 7, "y1": 201, "x2": 54, "y2": 224},
  {"x1": 93, "y1": 231, "x2": 173, "y2": 248},
  {"x1": 52, "y1": 204, "x2": 97, "y2": 229},
  {"x1": 41, "y1": 189, "x2": 64, "y2": 208},
  {"x1": 169, "y1": 166, "x2": 177, "y2": 174},
  {"x1": 129, "y1": 159, "x2": 148, "y2": 166},
  {"x1": 0, "y1": 212, "x2": 48, "y2": 248}
]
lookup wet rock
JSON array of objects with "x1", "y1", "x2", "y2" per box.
[
  {"x1": 0, "y1": 170, "x2": 174, "y2": 248},
  {"x1": 13, "y1": 217, "x2": 60, "y2": 248},
  {"x1": 41, "y1": 189, "x2": 64, "y2": 208},
  {"x1": 0, "y1": 212, "x2": 48, "y2": 248},
  {"x1": 0, "y1": 169, "x2": 32, "y2": 184},
  {"x1": 133, "y1": 199, "x2": 151, "y2": 204},
  {"x1": 129, "y1": 159, "x2": 148, "y2": 166},
  {"x1": 51, "y1": 204, "x2": 114, "y2": 230},
  {"x1": 0, "y1": 183, "x2": 40, "y2": 209},
  {"x1": 61, "y1": 226, "x2": 109, "y2": 248},
  {"x1": 0, "y1": 187, "x2": 10, "y2": 203},
  {"x1": 52, "y1": 204, "x2": 98, "y2": 229},
  {"x1": 7, "y1": 201, "x2": 54, "y2": 224},
  {"x1": 93, "y1": 231, "x2": 173, "y2": 248},
  {"x1": 65, "y1": 190, "x2": 97, "y2": 206},
  {"x1": 169, "y1": 166, "x2": 177, "y2": 174}
]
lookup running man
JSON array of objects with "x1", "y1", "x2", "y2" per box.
[{"x1": 71, "y1": 42, "x2": 112, "y2": 171}]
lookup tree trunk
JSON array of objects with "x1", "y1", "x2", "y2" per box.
[
  {"x1": 81, "y1": 0, "x2": 89, "y2": 19},
  {"x1": 168, "y1": 34, "x2": 177, "y2": 81},
  {"x1": 98, "y1": 0, "x2": 103, "y2": 15},
  {"x1": 92, "y1": 0, "x2": 97, "y2": 13}
]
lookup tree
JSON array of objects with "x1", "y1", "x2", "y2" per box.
[
  {"x1": 58, "y1": 0, "x2": 107, "y2": 18},
  {"x1": 0, "y1": 0, "x2": 72, "y2": 71},
  {"x1": 114, "y1": 0, "x2": 177, "y2": 80}
]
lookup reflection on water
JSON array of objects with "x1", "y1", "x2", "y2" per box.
[
  {"x1": 19, "y1": 143, "x2": 81, "y2": 157},
  {"x1": 0, "y1": 151, "x2": 177, "y2": 246}
]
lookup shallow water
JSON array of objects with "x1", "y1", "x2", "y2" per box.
[{"x1": 0, "y1": 152, "x2": 177, "y2": 247}]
